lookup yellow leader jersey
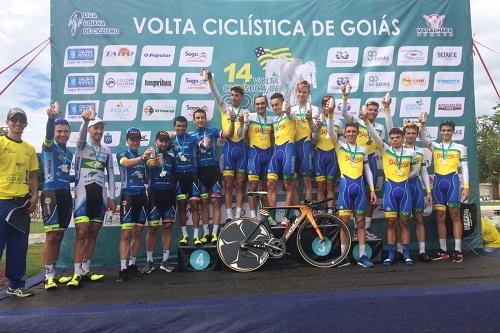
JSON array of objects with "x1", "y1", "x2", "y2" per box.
[
  {"x1": 379, "y1": 143, "x2": 417, "y2": 182},
  {"x1": 247, "y1": 113, "x2": 273, "y2": 149},
  {"x1": 272, "y1": 113, "x2": 296, "y2": 146},
  {"x1": 432, "y1": 141, "x2": 467, "y2": 176},
  {"x1": 352, "y1": 116, "x2": 385, "y2": 154},
  {"x1": 220, "y1": 106, "x2": 247, "y2": 143},
  {"x1": 336, "y1": 141, "x2": 368, "y2": 179},
  {"x1": 291, "y1": 104, "x2": 318, "y2": 142}
]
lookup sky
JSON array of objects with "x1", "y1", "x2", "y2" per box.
[{"x1": 0, "y1": 0, "x2": 498, "y2": 149}]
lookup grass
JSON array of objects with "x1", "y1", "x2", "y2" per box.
[
  {"x1": 0, "y1": 243, "x2": 44, "y2": 284},
  {"x1": 30, "y1": 220, "x2": 45, "y2": 234},
  {"x1": 480, "y1": 201, "x2": 500, "y2": 207}
]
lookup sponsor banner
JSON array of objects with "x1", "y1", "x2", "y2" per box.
[
  {"x1": 417, "y1": 13, "x2": 454, "y2": 37},
  {"x1": 64, "y1": 46, "x2": 98, "y2": 67},
  {"x1": 397, "y1": 46, "x2": 428, "y2": 66},
  {"x1": 102, "y1": 72, "x2": 137, "y2": 93},
  {"x1": 101, "y1": 131, "x2": 122, "y2": 147},
  {"x1": 363, "y1": 72, "x2": 395, "y2": 92},
  {"x1": 141, "y1": 72, "x2": 176, "y2": 93},
  {"x1": 433, "y1": 71, "x2": 463, "y2": 91},
  {"x1": 398, "y1": 71, "x2": 430, "y2": 91},
  {"x1": 334, "y1": 98, "x2": 361, "y2": 119},
  {"x1": 434, "y1": 97, "x2": 465, "y2": 117},
  {"x1": 399, "y1": 97, "x2": 431, "y2": 117},
  {"x1": 65, "y1": 100, "x2": 100, "y2": 121},
  {"x1": 453, "y1": 126, "x2": 465, "y2": 141},
  {"x1": 362, "y1": 46, "x2": 394, "y2": 67},
  {"x1": 179, "y1": 73, "x2": 211, "y2": 94},
  {"x1": 326, "y1": 47, "x2": 359, "y2": 67},
  {"x1": 419, "y1": 126, "x2": 465, "y2": 142},
  {"x1": 140, "y1": 45, "x2": 176, "y2": 66},
  {"x1": 141, "y1": 100, "x2": 177, "y2": 121},
  {"x1": 432, "y1": 46, "x2": 462, "y2": 66},
  {"x1": 101, "y1": 45, "x2": 137, "y2": 66},
  {"x1": 364, "y1": 97, "x2": 397, "y2": 118},
  {"x1": 178, "y1": 46, "x2": 213, "y2": 67},
  {"x1": 67, "y1": 10, "x2": 121, "y2": 37},
  {"x1": 103, "y1": 100, "x2": 138, "y2": 121},
  {"x1": 64, "y1": 73, "x2": 99, "y2": 94},
  {"x1": 327, "y1": 73, "x2": 360, "y2": 93},
  {"x1": 181, "y1": 100, "x2": 216, "y2": 121},
  {"x1": 66, "y1": 132, "x2": 81, "y2": 148},
  {"x1": 140, "y1": 131, "x2": 151, "y2": 146}
]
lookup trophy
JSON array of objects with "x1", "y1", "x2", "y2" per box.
[
  {"x1": 344, "y1": 82, "x2": 352, "y2": 95},
  {"x1": 200, "y1": 68, "x2": 208, "y2": 82},
  {"x1": 382, "y1": 91, "x2": 392, "y2": 105},
  {"x1": 51, "y1": 101, "x2": 60, "y2": 116},
  {"x1": 327, "y1": 97, "x2": 334, "y2": 110}
]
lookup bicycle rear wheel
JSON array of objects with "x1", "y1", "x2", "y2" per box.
[
  {"x1": 217, "y1": 218, "x2": 271, "y2": 272},
  {"x1": 296, "y1": 214, "x2": 351, "y2": 268}
]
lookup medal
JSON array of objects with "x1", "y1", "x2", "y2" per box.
[
  {"x1": 180, "y1": 154, "x2": 187, "y2": 162},
  {"x1": 393, "y1": 147, "x2": 404, "y2": 177},
  {"x1": 346, "y1": 143, "x2": 358, "y2": 169},
  {"x1": 60, "y1": 165, "x2": 69, "y2": 173},
  {"x1": 396, "y1": 169, "x2": 403, "y2": 176},
  {"x1": 159, "y1": 171, "x2": 167, "y2": 177},
  {"x1": 350, "y1": 161, "x2": 356, "y2": 168},
  {"x1": 440, "y1": 160, "x2": 448, "y2": 166},
  {"x1": 441, "y1": 141, "x2": 452, "y2": 167}
]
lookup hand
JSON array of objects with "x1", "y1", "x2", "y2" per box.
[
  {"x1": 314, "y1": 118, "x2": 322, "y2": 128},
  {"x1": 107, "y1": 198, "x2": 116, "y2": 212},
  {"x1": 143, "y1": 147, "x2": 154, "y2": 159},
  {"x1": 148, "y1": 158, "x2": 160, "y2": 167},
  {"x1": 381, "y1": 96, "x2": 391, "y2": 109},
  {"x1": 238, "y1": 114, "x2": 245, "y2": 124},
  {"x1": 204, "y1": 137, "x2": 212, "y2": 148},
  {"x1": 418, "y1": 112, "x2": 427, "y2": 125},
  {"x1": 27, "y1": 195, "x2": 38, "y2": 214},
  {"x1": 305, "y1": 109, "x2": 312, "y2": 120},
  {"x1": 47, "y1": 102, "x2": 59, "y2": 118},
  {"x1": 461, "y1": 188, "x2": 469, "y2": 202},
  {"x1": 370, "y1": 191, "x2": 377, "y2": 205},
  {"x1": 81, "y1": 109, "x2": 94, "y2": 122},
  {"x1": 359, "y1": 108, "x2": 368, "y2": 122},
  {"x1": 425, "y1": 193, "x2": 432, "y2": 206}
]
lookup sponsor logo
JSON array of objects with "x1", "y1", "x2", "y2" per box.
[
  {"x1": 141, "y1": 100, "x2": 176, "y2": 121},
  {"x1": 334, "y1": 99, "x2": 361, "y2": 118},
  {"x1": 452, "y1": 127, "x2": 465, "y2": 141},
  {"x1": 68, "y1": 11, "x2": 121, "y2": 37},
  {"x1": 179, "y1": 73, "x2": 211, "y2": 94},
  {"x1": 140, "y1": 45, "x2": 176, "y2": 66},
  {"x1": 102, "y1": 72, "x2": 137, "y2": 93},
  {"x1": 64, "y1": 73, "x2": 99, "y2": 94},
  {"x1": 181, "y1": 100, "x2": 215, "y2": 121},
  {"x1": 398, "y1": 71, "x2": 429, "y2": 91},
  {"x1": 101, "y1": 45, "x2": 137, "y2": 66},
  {"x1": 64, "y1": 46, "x2": 98, "y2": 67},
  {"x1": 432, "y1": 46, "x2": 462, "y2": 66},
  {"x1": 397, "y1": 46, "x2": 428, "y2": 66},
  {"x1": 362, "y1": 46, "x2": 394, "y2": 67},
  {"x1": 434, "y1": 97, "x2": 465, "y2": 117},
  {"x1": 399, "y1": 97, "x2": 431, "y2": 117},
  {"x1": 364, "y1": 97, "x2": 396, "y2": 118},
  {"x1": 178, "y1": 46, "x2": 213, "y2": 67},
  {"x1": 419, "y1": 126, "x2": 465, "y2": 142},
  {"x1": 101, "y1": 131, "x2": 121, "y2": 147},
  {"x1": 65, "y1": 100, "x2": 100, "y2": 121},
  {"x1": 327, "y1": 73, "x2": 360, "y2": 93},
  {"x1": 417, "y1": 14, "x2": 453, "y2": 37},
  {"x1": 141, "y1": 72, "x2": 176, "y2": 93},
  {"x1": 103, "y1": 100, "x2": 138, "y2": 121},
  {"x1": 140, "y1": 131, "x2": 151, "y2": 146},
  {"x1": 433, "y1": 71, "x2": 463, "y2": 91},
  {"x1": 326, "y1": 47, "x2": 359, "y2": 67},
  {"x1": 363, "y1": 72, "x2": 395, "y2": 92},
  {"x1": 66, "y1": 132, "x2": 82, "y2": 148}
]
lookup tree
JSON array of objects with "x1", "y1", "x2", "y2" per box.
[{"x1": 477, "y1": 110, "x2": 500, "y2": 184}]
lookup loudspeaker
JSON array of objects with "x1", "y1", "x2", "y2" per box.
[
  {"x1": 178, "y1": 245, "x2": 222, "y2": 271},
  {"x1": 348, "y1": 238, "x2": 383, "y2": 263}
]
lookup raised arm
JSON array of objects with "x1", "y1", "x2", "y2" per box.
[
  {"x1": 364, "y1": 116, "x2": 384, "y2": 148},
  {"x1": 207, "y1": 72, "x2": 224, "y2": 109},
  {"x1": 381, "y1": 96, "x2": 393, "y2": 130},
  {"x1": 418, "y1": 112, "x2": 432, "y2": 150},
  {"x1": 341, "y1": 86, "x2": 353, "y2": 122},
  {"x1": 77, "y1": 109, "x2": 93, "y2": 149}
]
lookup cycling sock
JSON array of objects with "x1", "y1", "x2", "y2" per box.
[
  {"x1": 45, "y1": 264, "x2": 55, "y2": 279},
  {"x1": 120, "y1": 260, "x2": 127, "y2": 270},
  {"x1": 226, "y1": 208, "x2": 233, "y2": 219},
  {"x1": 235, "y1": 207, "x2": 242, "y2": 218},
  {"x1": 129, "y1": 256, "x2": 137, "y2": 266},
  {"x1": 212, "y1": 224, "x2": 219, "y2": 234},
  {"x1": 454, "y1": 239, "x2": 461, "y2": 251},
  {"x1": 163, "y1": 250, "x2": 170, "y2": 261},
  {"x1": 439, "y1": 238, "x2": 447, "y2": 251},
  {"x1": 403, "y1": 244, "x2": 410, "y2": 259},
  {"x1": 203, "y1": 224, "x2": 209, "y2": 234},
  {"x1": 194, "y1": 228, "x2": 199, "y2": 239},
  {"x1": 250, "y1": 210, "x2": 256, "y2": 218},
  {"x1": 181, "y1": 226, "x2": 188, "y2": 237},
  {"x1": 388, "y1": 244, "x2": 396, "y2": 261},
  {"x1": 146, "y1": 251, "x2": 153, "y2": 262},
  {"x1": 419, "y1": 241, "x2": 425, "y2": 254},
  {"x1": 74, "y1": 263, "x2": 84, "y2": 276},
  {"x1": 359, "y1": 244, "x2": 366, "y2": 257},
  {"x1": 82, "y1": 259, "x2": 90, "y2": 273}
]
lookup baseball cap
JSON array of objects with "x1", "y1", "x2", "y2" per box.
[
  {"x1": 54, "y1": 118, "x2": 70, "y2": 127},
  {"x1": 7, "y1": 107, "x2": 27, "y2": 122},
  {"x1": 156, "y1": 130, "x2": 169, "y2": 140},
  {"x1": 88, "y1": 117, "x2": 105, "y2": 128},
  {"x1": 126, "y1": 127, "x2": 142, "y2": 139}
]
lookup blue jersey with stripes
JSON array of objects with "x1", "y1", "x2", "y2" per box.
[
  {"x1": 42, "y1": 141, "x2": 73, "y2": 190},
  {"x1": 146, "y1": 148, "x2": 175, "y2": 190},
  {"x1": 192, "y1": 128, "x2": 221, "y2": 167},
  {"x1": 170, "y1": 133, "x2": 198, "y2": 173},
  {"x1": 117, "y1": 149, "x2": 146, "y2": 195}
]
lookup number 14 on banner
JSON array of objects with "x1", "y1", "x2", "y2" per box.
[{"x1": 224, "y1": 63, "x2": 253, "y2": 83}]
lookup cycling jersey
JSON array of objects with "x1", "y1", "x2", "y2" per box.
[
  {"x1": 291, "y1": 104, "x2": 318, "y2": 142},
  {"x1": 170, "y1": 133, "x2": 198, "y2": 174},
  {"x1": 42, "y1": 142, "x2": 72, "y2": 191},
  {"x1": 247, "y1": 113, "x2": 273, "y2": 150},
  {"x1": 146, "y1": 148, "x2": 175, "y2": 191},
  {"x1": 272, "y1": 113, "x2": 295, "y2": 145},
  {"x1": 313, "y1": 111, "x2": 341, "y2": 182},
  {"x1": 193, "y1": 127, "x2": 222, "y2": 167},
  {"x1": 117, "y1": 149, "x2": 146, "y2": 195}
]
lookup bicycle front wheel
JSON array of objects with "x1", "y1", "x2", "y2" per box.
[
  {"x1": 217, "y1": 218, "x2": 271, "y2": 272},
  {"x1": 296, "y1": 214, "x2": 351, "y2": 268}
]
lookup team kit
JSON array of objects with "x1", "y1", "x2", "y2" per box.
[{"x1": 40, "y1": 71, "x2": 469, "y2": 290}]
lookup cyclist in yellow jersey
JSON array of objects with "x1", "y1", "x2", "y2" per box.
[
  {"x1": 267, "y1": 93, "x2": 296, "y2": 225},
  {"x1": 240, "y1": 96, "x2": 273, "y2": 219},
  {"x1": 341, "y1": 86, "x2": 386, "y2": 239},
  {"x1": 206, "y1": 71, "x2": 246, "y2": 222},
  {"x1": 327, "y1": 107, "x2": 377, "y2": 268},
  {"x1": 312, "y1": 96, "x2": 342, "y2": 214},
  {"x1": 419, "y1": 113, "x2": 469, "y2": 263}
]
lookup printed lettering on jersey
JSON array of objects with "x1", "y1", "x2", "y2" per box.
[
  {"x1": 101, "y1": 45, "x2": 137, "y2": 66},
  {"x1": 103, "y1": 100, "x2": 138, "y2": 121},
  {"x1": 434, "y1": 97, "x2": 465, "y2": 117},
  {"x1": 326, "y1": 47, "x2": 359, "y2": 67},
  {"x1": 64, "y1": 46, "x2": 98, "y2": 67},
  {"x1": 181, "y1": 100, "x2": 215, "y2": 121},
  {"x1": 399, "y1": 97, "x2": 431, "y2": 117},
  {"x1": 433, "y1": 71, "x2": 463, "y2": 91},
  {"x1": 364, "y1": 97, "x2": 396, "y2": 118},
  {"x1": 179, "y1": 73, "x2": 211, "y2": 94},
  {"x1": 327, "y1": 73, "x2": 360, "y2": 93},
  {"x1": 335, "y1": 98, "x2": 361, "y2": 118},
  {"x1": 397, "y1": 46, "x2": 428, "y2": 66},
  {"x1": 141, "y1": 100, "x2": 176, "y2": 121},
  {"x1": 140, "y1": 45, "x2": 175, "y2": 66},
  {"x1": 64, "y1": 73, "x2": 99, "y2": 94},
  {"x1": 398, "y1": 71, "x2": 430, "y2": 91},
  {"x1": 178, "y1": 46, "x2": 213, "y2": 67},
  {"x1": 362, "y1": 46, "x2": 394, "y2": 67},
  {"x1": 102, "y1": 72, "x2": 137, "y2": 93},
  {"x1": 363, "y1": 72, "x2": 395, "y2": 92},
  {"x1": 65, "y1": 100, "x2": 100, "y2": 121},
  {"x1": 102, "y1": 131, "x2": 122, "y2": 147},
  {"x1": 432, "y1": 46, "x2": 462, "y2": 66},
  {"x1": 141, "y1": 72, "x2": 176, "y2": 93}
]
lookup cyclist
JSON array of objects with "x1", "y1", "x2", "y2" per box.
[
  {"x1": 241, "y1": 96, "x2": 273, "y2": 219},
  {"x1": 363, "y1": 110, "x2": 419, "y2": 265},
  {"x1": 142, "y1": 131, "x2": 176, "y2": 274},
  {"x1": 171, "y1": 116, "x2": 201, "y2": 246},
  {"x1": 327, "y1": 105, "x2": 377, "y2": 268},
  {"x1": 41, "y1": 103, "x2": 74, "y2": 290},
  {"x1": 312, "y1": 96, "x2": 342, "y2": 214},
  {"x1": 207, "y1": 71, "x2": 246, "y2": 222},
  {"x1": 419, "y1": 115, "x2": 469, "y2": 263},
  {"x1": 69, "y1": 113, "x2": 116, "y2": 287},
  {"x1": 266, "y1": 93, "x2": 296, "y2": 225},
  {"x1": 117, "y1": 128, "x2": 153, "y2": 282},
  {"x1": 192, "y1": 108, "x2": 235, "y2": 244}
]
